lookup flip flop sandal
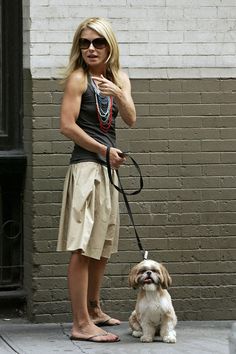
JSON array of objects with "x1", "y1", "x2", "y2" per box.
[
  {"x1": 94, "y1": 317, "x2": 121, "y2": 327},
  {"x1": 70, "y1": 333, "x2": 120, "y2": 342}
]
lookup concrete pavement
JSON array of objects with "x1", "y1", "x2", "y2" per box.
[{"x1": 0, "y1": 319, "x2": 233, "y2": 354}]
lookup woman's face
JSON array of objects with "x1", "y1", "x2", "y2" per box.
[{"x1": 80, "y1": 28, "x2": 110, "y2": 70}]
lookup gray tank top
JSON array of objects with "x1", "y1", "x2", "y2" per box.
[{"x1": 70, "y1": 76, "x2": 118, "y2": 165}]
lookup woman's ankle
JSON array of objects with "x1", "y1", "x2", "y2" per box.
[{"x1": 88, "y1": 300, "x2": 107, "y2": 319}]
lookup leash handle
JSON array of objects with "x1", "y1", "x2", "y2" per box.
[
  {"x1": 106, "y1": 147, "x2": 143, "y2": 195},
  {"x1": 106, "y1": 146, "x2": 148, "y2": 260}
]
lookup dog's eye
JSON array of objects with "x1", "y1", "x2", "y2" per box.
[
  {"x1": 151, "y1": 268, "x2": 159, "y2": 274},
  {"x1": 138, "y1": 268, "x2": 147, "y2": 274}
]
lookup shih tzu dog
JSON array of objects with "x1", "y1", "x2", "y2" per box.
[{"x1": 128, "y1": 259, "x2": 177, "y2": 343}]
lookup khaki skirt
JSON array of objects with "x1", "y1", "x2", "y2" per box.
[{"x1": 57, "y1": 162, "x2": 120, "y2": 260}]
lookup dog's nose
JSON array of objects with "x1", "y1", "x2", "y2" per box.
[{"x1": 147, "y1": 271, "x2": 152, "y2": 276}]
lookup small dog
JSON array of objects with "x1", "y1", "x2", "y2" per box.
[{"x1": 128, "y1": 259, "x2": 177, "y2": 343}]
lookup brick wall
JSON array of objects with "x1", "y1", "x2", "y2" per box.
[
  {"x1": 26, "y1": 77, "x2": 236, "y2": 322},
  {"x1": 24, "y1": 0, "x2": 236, "y2": 78}
]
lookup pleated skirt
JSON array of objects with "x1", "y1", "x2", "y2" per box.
[{"x1": 57, "y1": 162, "x2": 120, "y2": 260}]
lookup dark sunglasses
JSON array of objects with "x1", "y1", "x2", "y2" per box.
[{"x1": 79, "y1": 37, "x2": 107, "y2": 49}]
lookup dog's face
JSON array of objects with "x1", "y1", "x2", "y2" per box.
[{"x1": 129, "y1": 259, "x2": 172, "y2": 290}]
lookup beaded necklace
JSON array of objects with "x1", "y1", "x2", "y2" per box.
[{"x1": 91, "y1": 78, "x2": 113, "y2": 133}]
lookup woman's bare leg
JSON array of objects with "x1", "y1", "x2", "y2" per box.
[
  {"x1": 68, "y1": 251, "x2": 119, "y2": 341},
  {"x1": 87, "y1": 256, "x2": 121, "y2": 325}
]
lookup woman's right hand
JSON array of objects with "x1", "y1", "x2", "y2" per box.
[{"x1": 108, "y1": 147, "x2": 126, "y2": 169}]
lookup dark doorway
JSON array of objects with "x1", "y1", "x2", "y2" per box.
[{"x1": 0, "y1": 0, "x2": 26, "y2": 313}]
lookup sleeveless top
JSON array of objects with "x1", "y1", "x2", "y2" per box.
[{"x1": 70, "y1": 76, "x2": 119, "y2": 165}]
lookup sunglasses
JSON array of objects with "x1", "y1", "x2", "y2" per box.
[{"x1": 79, "y1": 37, "x2": 107, "y2": 49}]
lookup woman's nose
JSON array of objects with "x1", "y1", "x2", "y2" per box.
[{"x1": 88, "y1": 42, "x2": 95, "y2": 50}]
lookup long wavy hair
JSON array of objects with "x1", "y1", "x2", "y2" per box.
[{"x1": 63, "y1": 17, "x2": 121, "y2": 87}]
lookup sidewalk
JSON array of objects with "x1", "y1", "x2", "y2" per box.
[{"x1": 0, "y1": 319, "x2": 233, "y2": 354}]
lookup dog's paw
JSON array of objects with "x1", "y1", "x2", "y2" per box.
[
  {"x1": 128, "y1": 328, "x2": 133, "y2": 335},
  {"x1": 132, "y1": 330, "x2": 142, "y2": 338},
  {"x1": 140, "y1": 335, "x2": 153, "y2": 343},
  {"x1": 163, "y1": 333, "x2": 176, "y2": 343}
]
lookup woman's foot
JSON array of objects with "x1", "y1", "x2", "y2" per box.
[
  {"x1": 71, "y1": 321, "x2": 119, "y2": 342},
  {"x1": 88, "y1": 300, "x2": 121, "y2": 326},
  {"x1": 93, "y1": 316, "x2": 121, "y2": 326}
]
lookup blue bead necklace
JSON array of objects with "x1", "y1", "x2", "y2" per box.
[{"x1": 91, "y1": 78, "x2": 113, "y2": 133}]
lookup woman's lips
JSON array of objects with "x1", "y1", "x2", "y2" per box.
[{"x1": 87, "y1": 54, "x2": 98, "y2": 58}]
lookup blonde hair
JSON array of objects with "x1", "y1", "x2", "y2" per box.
[{"x1": 63, "y1": 17, "x2": 121, "y2": 86}]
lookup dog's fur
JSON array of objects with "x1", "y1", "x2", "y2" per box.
[{"x1": 128, "y1": 259, "x2": 177, "y2": 343}]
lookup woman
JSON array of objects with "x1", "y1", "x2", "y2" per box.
[{"x1": 57, "y1": 17, "x2": 136, "y2": 342}]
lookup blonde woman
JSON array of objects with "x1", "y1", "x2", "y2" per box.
[{"x1": 57, "y1": 17, "x2": 136, "y2": 342}]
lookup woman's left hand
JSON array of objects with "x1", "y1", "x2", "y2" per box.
[
  {"x1": 92, "y1": 71, "x2": 136, "y2": 128},
  {"x1": 91, "y1": 75, "x2": 120, "y2": 97}
]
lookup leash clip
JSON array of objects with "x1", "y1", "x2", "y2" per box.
[{"x1": 143, "y1": 250, "x2": 149, "y2": 260}]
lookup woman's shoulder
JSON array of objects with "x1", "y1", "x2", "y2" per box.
[
  {"x1": 117, "y1": 70, "x2": 131, "y2": 89},
  {"x1": 118, "y1": 70, "x2": 129, "y2": 80},
  {"x1": 65, "y1": 69, "x2": 87, "y2": 94}
]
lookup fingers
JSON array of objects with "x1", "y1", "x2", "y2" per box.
[
  {"x1": 112, "y1": 159, "x2": 125, "y2": 169},
  {"x1": 118, "y1": 152, "x2": 126, "y2": 158},
  {"x1": 91, "y1": 75, "x2": 116, "y2": 96},
  {"x1": 109, "y1": 148, "x2": 126, "y2": 169}
]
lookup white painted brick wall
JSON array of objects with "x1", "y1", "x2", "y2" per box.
[{"x1": 23, "y1": 0, "x2": 236, "y2": 78}]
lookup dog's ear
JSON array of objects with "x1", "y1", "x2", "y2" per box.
[
  {"x1": 128, "y1": 264, "x2": 139, "y2": 289},
  {"x1": 160, "y1": 264, "x2": 172, "y2": 289}
]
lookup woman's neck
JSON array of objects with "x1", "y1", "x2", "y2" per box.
[{"x1": 88, "y1": 66, "x2": 106, "y2": 77}]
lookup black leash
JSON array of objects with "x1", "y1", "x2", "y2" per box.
[{"x1": 106, "y1": 146, "x2": 148, "y2": 260}]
